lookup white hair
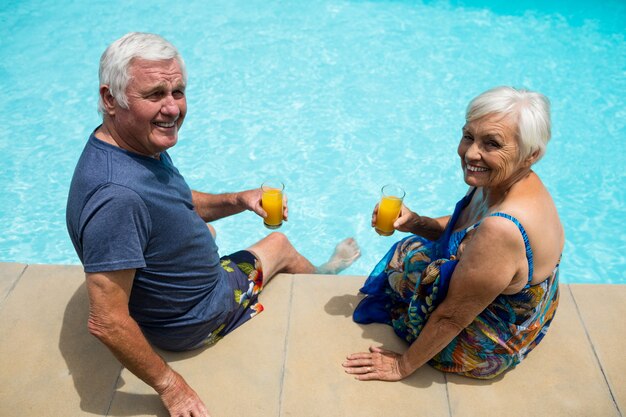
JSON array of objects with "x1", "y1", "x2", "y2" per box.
[
  {"x1": 98, "y1": 32, "x2": 187, "y2": 114},
  {"x1": 466, "y1": 86, "x2": 551, "y2": 163}
]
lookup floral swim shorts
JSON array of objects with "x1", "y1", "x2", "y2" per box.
[{"x1": 199, "y1": 250, "x2": 265, "y2": 347}]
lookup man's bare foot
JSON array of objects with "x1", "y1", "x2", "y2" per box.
[{"x1": 316, "y1": 238, "x2": 361, "y2": 274}]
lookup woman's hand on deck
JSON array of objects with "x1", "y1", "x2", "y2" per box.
[{"x1": 343, "y1": 346, "x2": 412, "y2": 381}]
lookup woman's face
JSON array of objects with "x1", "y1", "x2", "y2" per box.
[{"x1": 457, "y1": 113, "x2": 527, "y2": 189}]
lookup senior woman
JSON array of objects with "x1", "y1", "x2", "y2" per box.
[{"x1": 344, "y1": 86, "x2": 563, "y2": 380}]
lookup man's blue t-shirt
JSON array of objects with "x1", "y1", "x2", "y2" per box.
[{"x1": 66, "y1": 130, "x2": 236, "y2": 350}]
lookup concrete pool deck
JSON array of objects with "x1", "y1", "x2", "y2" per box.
[{"x1": 0, "y1": 262, "x2": 623, "y2": 417}]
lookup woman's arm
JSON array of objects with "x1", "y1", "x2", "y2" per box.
[
  {"x1": 394, "y1": 205, "x2": 451, "y2": 240},
  {"x1": 344, "y1": 215, "x2": 524, "y2": 380}
]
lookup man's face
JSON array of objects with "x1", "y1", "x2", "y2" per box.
[{"x1": 111, "y1": 58, "x2": 187, "y2": 157}]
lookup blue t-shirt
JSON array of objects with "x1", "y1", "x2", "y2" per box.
[{"x1": 66, "y1": 130, "x2": 236, "y2": 350}]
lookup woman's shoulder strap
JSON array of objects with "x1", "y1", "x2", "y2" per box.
[{"x1": 488, "y1": 212, "x2": 534, "y2": 285}]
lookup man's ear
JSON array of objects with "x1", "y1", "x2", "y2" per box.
[{"x1": 100, "y1": 85, "x2": 116, "y2": 116}]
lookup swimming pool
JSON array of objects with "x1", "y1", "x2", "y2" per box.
[{"x1": 0, "y1": 0, "x2": 624, "y2": 283}]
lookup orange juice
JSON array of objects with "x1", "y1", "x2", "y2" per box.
[
  {"x1": 375, "y1": 195, "x2": 403, "y2": 236},
  {"x1": 261, "y1": 185, "x2": 283, "y2": 229}
]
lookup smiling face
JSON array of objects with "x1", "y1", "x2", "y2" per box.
[
  {"x1": 105, "y1": 58, "x2": 187, "y2": 157},
  {"x1": 458, "y1": 113, "x2": 530, "y2": 189}
]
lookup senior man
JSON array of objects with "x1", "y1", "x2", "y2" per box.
[{"x1": 66, "y1": 32, "x2": 360, "y2": 417}]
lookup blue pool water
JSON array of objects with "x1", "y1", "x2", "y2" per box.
[{"x1": 0, "y1": 1, "x2": 624, "y2": 283}]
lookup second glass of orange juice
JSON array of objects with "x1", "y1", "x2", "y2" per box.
[
  {"x1": 375, "y1": 184, "x2": 405, "y2": 236},
  {"x1": 261, "y1": 180, "x2": 284, "y2": 229}
]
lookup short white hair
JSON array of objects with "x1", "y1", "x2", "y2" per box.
[
  {"x1": 466, "y1": 86, "x2": 551, "y2": 163},
  {"x1": 98, "y1": 32, "x2": 187, "y2": 114}
]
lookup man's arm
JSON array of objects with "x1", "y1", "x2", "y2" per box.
[
  {"x1": 86, "y1": 270, "x2": 209, "y2": 417},
  {"x1": 191, "y1": 188, "x2": 271, "y2": 223}
]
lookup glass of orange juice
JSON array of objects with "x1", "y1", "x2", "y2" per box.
[
  {"x1": 374, "y1": 184, "x2": 405, "y2": 236},
  {"x1": 261, "y1": 180, "x2": 284, "y2": 229}
]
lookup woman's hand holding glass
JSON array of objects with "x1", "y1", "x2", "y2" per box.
[{"x1": 372, "y1": 203, "x2": 422, "y2": 235}]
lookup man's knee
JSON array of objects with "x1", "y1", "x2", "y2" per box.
[
  {"x1": 253, "y1": 232, "x2": 295, "y2": 254},
  {"x1": 267, "y1": 231, "x2": 286, "y2": 240},
  {"x1": 266, "y1": 231, "x2": 291, "y2": 247}
]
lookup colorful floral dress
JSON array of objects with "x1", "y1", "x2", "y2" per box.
[{"x1": 353, "y1": 190, "x2": 560, "y2": 379}]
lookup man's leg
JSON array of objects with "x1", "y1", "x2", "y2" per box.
[{"x1": 246, "y1": 232, "x2": 360, "y2": 286}]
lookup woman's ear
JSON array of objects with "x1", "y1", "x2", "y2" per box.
[
  {"x1": 525, "y1": 150, "x2": 541, "y2": 166},
  {"x1": 100, "y1": 85, "x2": 116, "y2": 116}
]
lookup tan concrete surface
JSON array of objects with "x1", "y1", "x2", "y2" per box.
[
  {"x1": 0, "y1": 262, "x2": 26, "y2": 306},
  {"x1": 0, "y1": 263, "x2": 623, "y2": 417},
  {"x1": 570, "y1": 284, "x2": 626, "y2": 414},
  {"x1": 0, "y1": 264, "x2": 121, "y2": 417},
  {"x1": 280, "y1": 275, "x2": 448, "y2": 417}
]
